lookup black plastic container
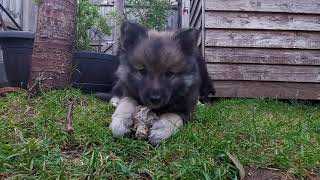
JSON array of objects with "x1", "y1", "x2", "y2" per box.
[
  {"x1": 0, "y1": 31, "x2": 117, "y2": 92},
  {"x1": 72, "y1": 51, "x2": 118, "y2": 93},
  {"x1": 0, "y1": 31, "x2": 34, "y2": 88}
]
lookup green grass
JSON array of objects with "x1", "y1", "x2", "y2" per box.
[{"x1": 0, "y1": 89, "x2": 319, "y2": 179}]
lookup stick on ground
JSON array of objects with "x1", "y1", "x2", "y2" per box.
[
  {"x1": 65, "y1": 99, "x2": 75, "y2": 134},
  {"x1": 28, "y1": 73, "x2": 44, "y2": 96}
]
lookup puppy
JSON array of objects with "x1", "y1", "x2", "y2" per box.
[{"x1": 109, "y1": 21, "x2": 214, "y2": 145}]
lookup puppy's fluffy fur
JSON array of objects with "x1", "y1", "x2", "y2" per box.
[{"x1": 109, "y1": 21, "x2": 214, "y2": 145}]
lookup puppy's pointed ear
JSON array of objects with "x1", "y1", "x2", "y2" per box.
[
  {"x1": 120, "y1": 21, "x2": 148, "y2": 51},
  {"x1": 173, "y1": 29, "x2": 200, "y2": 54}
]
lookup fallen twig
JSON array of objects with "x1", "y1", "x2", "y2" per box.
[
  {"x1": 227, "y1": 152, "x2": 245, "y2": 180},
  {"x1": 65, "y1": 99, "x2": 75, "y2": 134},
  {"x1": 28, "y1": 73, "x2": 44, "y2": 96}
]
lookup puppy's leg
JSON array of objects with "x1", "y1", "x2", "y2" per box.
[
  {"x1": 109, "y1": 97, "x2": 137, "y2": 137},
  {"x1": 110, "y1": 81, "x2": 125, "y2": 108},
  {"x1": 148, "y1": 113, "x2": 183, "y2": 145}
]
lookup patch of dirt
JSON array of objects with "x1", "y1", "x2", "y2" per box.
[
  {"x1": 61, "y1": 143, "x2": 83, "y2": 162},
  {"x1": 0, "y1": 174, "x2": 7, "y2": 180},
  {"x1": 0, "y1": 87, "x2": 25, "y2": 96},
  {"x1": 137, "y1": 172, "x2": 152, "y2": 180},
  {"x1": 305, "y1": 172, "x2": 320, "y2": 180},
  {"x1": 245, "y1": 167, "x2": 320, "y2": 180},
  {"x1": 244, "y1": 167, "x2": 294, "y2": 180}
]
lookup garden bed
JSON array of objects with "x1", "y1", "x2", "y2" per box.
[{"x1": 0, "y1": 89, "x2": 319, "y2": 179}]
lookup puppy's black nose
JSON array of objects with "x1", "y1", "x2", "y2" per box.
[{"x1": 149, "y1": 94, "x2": 161, "y2": 104}]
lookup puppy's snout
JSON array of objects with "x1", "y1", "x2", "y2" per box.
[{"x1": 149, "y1": 93, "x2": 161, "y2": 104}]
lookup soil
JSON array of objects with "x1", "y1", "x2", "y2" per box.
[
  {"x1": 61, "y1": 143, "x2": 83, "y2": 161},
  {"x1": 245, "y1": 167, "x2": 298, "y2": 180},
  {"x1": 138, "y1": 172, "x2": 152, "y2": 180}
]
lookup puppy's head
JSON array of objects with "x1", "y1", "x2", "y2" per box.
[{"x1": 117, "y1": 21, "x2": 200, "y2": 109}]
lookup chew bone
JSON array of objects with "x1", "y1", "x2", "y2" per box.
[{"x1": 132, "y1": 105, "x2": 158, "y2": 139}]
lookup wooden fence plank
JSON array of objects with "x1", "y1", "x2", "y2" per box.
[
  {"x1": 205, "y1": 47, "x2": 320, "y2": 65},
  {"x1": 212, "y1": 80, "x2": 320, "y2": 100},
  {"x1": 205, "y1": 29, "x2": 320, "y2": 49},
  {"x1": 205, "y1": 11, "x2": 320, "y2": 31},
  {"x1": 207, "y1": 64, "x2": 320, "y2": 83},
  {"x1": 205, "y1": 0, "x2": 320, "y2": 14}
]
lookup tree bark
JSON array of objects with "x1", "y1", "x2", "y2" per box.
[
  {"x1": 112, "y1": 0, "x2": 124, "y2": 55},
  {"x1": 28, "y1": 0, "x2": 77, "y2": 92}
]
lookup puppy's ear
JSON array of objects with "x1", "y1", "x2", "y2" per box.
[
  {"x1": 173, "y1": 28, "x2": 200, "y2": 54},
  {"x1": 120, "y1": 21, "x2": 148, "y2": 51}
]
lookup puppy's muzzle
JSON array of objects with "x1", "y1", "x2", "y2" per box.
[{"x1": 146, "y1": 91, "x2": 163, "y2": 108}]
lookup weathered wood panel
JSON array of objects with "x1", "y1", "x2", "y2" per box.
[
  {"x1": 205, "y1": 0, "x2": 320, "y2": 14},
  {"x1": 201, "y1": 0, "x2": 205, "y2": 57},
  {"x1": 205, "y1": 30, "x2": 320, "y2": 49},
  {"x1": 207, "y1": 64, "x2": 320, "y2": 83},
  {"x1": 189, "y1": 0, "x2": 320, "y2": 100},
  {"x1": 205, "y1": 12, "x2": 320, "y2": 31},
  {"x1": 205, "y1": 48, "x2": 320, "y2": 65},
  {"x1": 213, "y1": 81, "x2": 320, "y2": 100}
]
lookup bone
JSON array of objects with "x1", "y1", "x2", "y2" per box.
[{"x1": 132, "y1": 105, "x2": 158, "y2": 139}]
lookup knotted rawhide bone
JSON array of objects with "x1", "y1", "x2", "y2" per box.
[{"x1": 132, "y1": 105, "x2": 158, "y2": 139}]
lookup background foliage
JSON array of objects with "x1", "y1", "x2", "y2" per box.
[
  {"x1": 34, "y1": 0, "x2": 171, "y2": 51},
  {"x1": 33, "y1": 0, "x2": 111, "y2": 51},
  {"x1": 126, "y1": 0, "x2": 172, "y2": 30},
  {"x1": 76, "y1": 0, "x2": 111, "y2": 51}
]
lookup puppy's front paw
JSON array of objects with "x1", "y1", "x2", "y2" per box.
[
  {"x1": 109, "y1": 116, "x2": 132, "y2": 137},
  {"x1": 148, "y1": 113, "x2": 183, "y2": 146},
  {"x1": 109, "y1": 97, "x2": 137, "y2": 137},
  {"x1": 110, "y1": 96, "x2": 121, "y2": 107}
]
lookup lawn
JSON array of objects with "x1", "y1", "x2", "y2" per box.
[{"x1": 0, "y1": 89, "x2": 319, "y2": 179}]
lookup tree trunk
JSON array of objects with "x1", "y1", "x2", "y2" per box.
[
  {"x1": 112, "y1": 0, "x2": 124, "y2": 55},
  {"x1": 28, "y1": 0, "x2": 77, "y2": 92}
]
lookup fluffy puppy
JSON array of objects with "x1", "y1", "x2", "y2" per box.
[{"x1": 109, "y1": 21, "x2": 214, "y2": 145}]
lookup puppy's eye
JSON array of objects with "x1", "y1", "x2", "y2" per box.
[
  {"x1": 165, "y1": 71, "x2": 174, "y2": 78},
  {"x1": 138, "y1": 68, "x2": 147, "y2": 75},
  {"x1": 133, "y1": 64, "x2": 147, "y2": 75}
]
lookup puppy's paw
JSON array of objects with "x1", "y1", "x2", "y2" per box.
[
  {"x1": 110, "y1": 96, "x2": 121, "y2": 107},
  {"x1": 109, "y1": 97, "x2": 137, "y2": 137},
  {"x1": 148, "y1": 113, "x2": 183, "y2": 146},
  {"x1": 109, "y1": 116, "x2": 132, "y2": 137}
]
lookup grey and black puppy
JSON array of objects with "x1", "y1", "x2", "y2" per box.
[{"x1": 110, "y1": 21, "x2": 214, "y2": 145}]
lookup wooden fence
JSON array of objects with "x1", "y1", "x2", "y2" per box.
[
  {"x1": 0, "y1": 0, "x2": 180, "y2": 84},
  {"x1": 0, "y1": 0, "x2": 37, "y2": 31},
  {"x1": 0, "y1": 0, "x2": 179, "y2": 53},
  {"x1": 91, "y1": 1, "x2": 179, "y2": 53},
  {"x1": 191, "y1": 0, "x2": 320, "y2": 100}
]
